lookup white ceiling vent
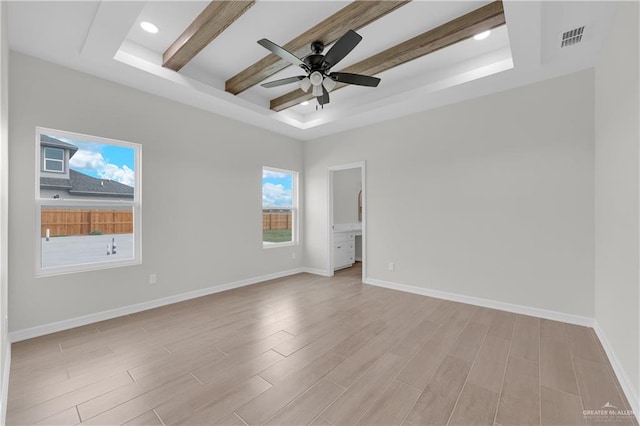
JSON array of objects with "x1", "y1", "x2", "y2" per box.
[{"x1": 561, "y1": 26, "x2": 585, "y2": 48}]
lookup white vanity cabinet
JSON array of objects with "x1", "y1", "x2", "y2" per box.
[{"x1": 333, "y1": 232, "x2": 356, "y2": 270}]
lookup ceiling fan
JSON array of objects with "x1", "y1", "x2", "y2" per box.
[{"x1": 258, "y1": 30, "x2": 381, "y2": 108}]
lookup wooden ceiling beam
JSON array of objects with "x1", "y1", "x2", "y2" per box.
[
  {"x1": 163, "y1": 0, "x2": 255, "y2": 72},
  {"x1": 270, "y1": 0, "x2": 506, "y2": 112},
  {"x1": 225, "y1": 1, "x2": 410, "y2": 95}
]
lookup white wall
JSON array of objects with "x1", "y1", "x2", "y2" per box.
[
  {"x1": 305, "y1": 70, "x2": 595, "y2": 317},
  {"x1": 333, "y1": 168, "x2": 361, "y2": 224},
  {"x1": 0, "y1": 1, "x2": 9, "y2": 421},
  {"x1": 8, "y1": 52, "x2": 303, "y2": 332},
  {"x1": 594, "y1": 1, "x2": 640, "y2": 405}
]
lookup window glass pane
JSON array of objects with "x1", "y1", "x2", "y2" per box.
[
  {"x1": 45, "y1": 160, "x2": 63, "y2": 171},
  {"x1": 39, "y1": 132, "x2": 136, "y2": 200},
  {"x1": 262, "y1": 169, "x2": 293, "y2": 209},
  {"x1": 40, "y1": 206, "x2": 134, "y2": 269},
  {"x1": 263, "y1": 168, "x2": 295, "y2": 245},
  {"x1": 263, "y1": 209, "x2": 293, "y2": 243},
  {"x1": 44, "y1": 148, "x2": 64, "y2": 160}
]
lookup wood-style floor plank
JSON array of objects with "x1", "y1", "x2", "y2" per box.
[
  {"x1": 156, "y1": 351, "x2": 282, "y2": 424},
  {"x1": 214, "y1": 412, "x2": 249, "y2": 426},
  {"x1": 510, "y1": 315, "x2": 540, "y2": 363},
  {"x1": 7, "y1": 372, "x2": 132, "y2": 425},
  {"x1": 487, "y1": 310, "x2": 516, "y2": 340},
  {"x1": 122, "y1": 410, "x2": 164, "y2": 426},
  {"x1": 540, "y1": 318, "x2": 568, "y2": 342},
  {"x1": 405, "y1": 356, "x2": 472, "y2": 425},
  {"x1": 263, "y1": 380, "x2": 343, "y2": 426},
  {"x1": 447, "y1": 382, "x2": 499, "y2": 426},
  {"x1": 447, "y1": 321, "x2": 488, "y2": 362},
  {"x1": 355, "y1": 380, "x2": 420, "y2": 426},
  {"x1": 81, "y1": 374, "x2": 201, "y2": 424},
  {"x1": 540, "y1": 385, "x2": 586, "y2": 426},
  {"x1": 160, "y1": 375, "x2": 272, "y2": 426},
  {"x1": 466, "y1": 335, "x2": 510, "y2": 393},
  {"x1": 34, "y1": 406, "x2": 80, "y2": 425},
  {"x1": 540, "y1": 337, "x2": 579, "y2": 396},
  {"x1": 495, "y1": 355, "x2": 540, "y2": 426},
  {"x1": 6, "y1": 264, "x2": 636, "y2": 426},
  {"x1": 236, "y1": 351, "x2": 344, "y2": 425},
  {"x1": 564, "y1": 323, "x2": 606, "y2": 364},
  {"x1": 321, "y1": 352, "x2": 405, "y2": 425},
  {"x1": 395, "y1": 310, "x2": 469, "y2": 390}
]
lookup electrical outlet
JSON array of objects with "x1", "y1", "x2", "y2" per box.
[
  {"x1": 149, "y1": 274, "x2": 157, "y2": 285},
  {"x1": 292, "y1": 252, "x2": 296, "y2": 259},
  {"x1": 388, "y1": 262, "x2": 395, "y2": 271}
]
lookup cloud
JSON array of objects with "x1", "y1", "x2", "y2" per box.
[
  {"x1": 263, "y1": 183, "x2": 292, "y2": 207},
  {"x1": 99, "y1": 164, "x2": 135, "y2": 187},
  {"x1": 263, "y1": 169, "x2": 290, "y2": 179},
  {"x1": 69, "y1": 150, "x2": 105, "y2": 171},
  {"x1": 69, "y1": 148, "x2": 135, "y2": 187}
]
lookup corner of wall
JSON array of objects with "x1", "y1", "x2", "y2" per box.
[
  {"x1": 594, "y1": 1, "x2": 640, "y2": 418},
  {"x1": 0, "y1": 0, "x2": 10, "y2": 423}
]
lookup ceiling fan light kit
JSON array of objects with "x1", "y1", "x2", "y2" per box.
[
  {"x1": 259, "y1": 29, "x2": 381, "y2": 108},
  {"x1": 323, "y1": 77, "x2": 337, "y2": 92},
  {"x1": 309, "y1": 71, "x2": 324, "y2": 86},
  {"x1": 298, "y1": 77, "x2": 311, "y2": 92}
]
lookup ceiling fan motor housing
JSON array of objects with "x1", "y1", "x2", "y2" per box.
[{"x1": 311, "y1": 40, "x2": 325, "y2": 54}]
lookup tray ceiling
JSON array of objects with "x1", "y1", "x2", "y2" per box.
[{"x1": 7, "y1": 1, "x2": 617, "y2": 140}]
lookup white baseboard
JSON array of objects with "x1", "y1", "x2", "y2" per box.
[
  {"x1": 301, "y1": 267, "x2": 331, "y2": 277},
  {"x1": 593, "y1": 322, "x2": 640, "y2": 420},
  {"x1": 363, "y1": 277, "x2": 594, "y2": 327},
  {"x1": 1, "y1": 342, "x2": 10, "y2": 425},
  {"x1": 9, "y1": 267, "x2": 307, "y2": 343}
]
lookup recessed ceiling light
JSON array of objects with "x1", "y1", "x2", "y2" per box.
[
  {"x1": 473, "y1": 30, "x2": 491, "y2": 41},
  {"x1": 140, "y1": 21, "x2": 159, "y2": 34},
  {"x1": 300, "y1": 101, "x2": 309, "y2": 106}
]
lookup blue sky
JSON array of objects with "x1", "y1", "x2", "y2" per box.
[
  {"x1": 262, "y1": 169, "x2": 293, "y2": 208},
  {"x1": 50, "y1": 134, "x2": 136, "y2": 187}
]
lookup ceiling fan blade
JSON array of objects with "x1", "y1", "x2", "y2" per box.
[
  {"x1": 317, "y1": 85, "x2": 330, "y2": 106},
  {"x1": 257, "y1": 39, "x2": 306, "y2": 68},
  {"x1": 331, "y1": 72, "x2": 381, "y2": 87},
  {"x1": 261, "y1": 76, "x2": 305, "y2": 88},
  {"x1": 322, "y1": 30, "x2": 362, "y2": 69}
]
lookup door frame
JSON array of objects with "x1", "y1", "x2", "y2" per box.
[{"x1": 327, "y1": 161, "x2": 366, "y2": 281}]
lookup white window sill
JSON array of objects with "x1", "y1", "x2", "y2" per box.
[
  {"x1": 36, "y1": 258, "x2": 141, "y2": 278},
  {"x1": 263, "y1": 241, "x2": 298, "y2": 249}
]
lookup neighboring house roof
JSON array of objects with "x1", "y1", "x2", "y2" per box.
[
  {"x1": 40, "y1": 176, "x2": 72, "y2": 190},
  {"x1": 68, "y1": 170, "x2": 133, "y2": 197},
  {"x1": 40, "y1": 170, "x2": 133, "y2": 198},
  {"x1": 41, "y1": 134, "x2": 79, "y2": 157}
]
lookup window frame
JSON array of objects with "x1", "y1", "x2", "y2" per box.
[
  {"x1": 262, "y1": 166, "x2": 298, "y2": 249},
  {"x1": 43, "y1": 147, "x2": 65, "y2": 173},
  {"x1": 35, "y1": 127, "x2": 142, "y2": 277}
]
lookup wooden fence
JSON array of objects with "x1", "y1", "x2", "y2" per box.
[
  {"x1": 41, "y1": 209, "x2": 133, "y2": 237},
  {"x1": 263, "y1": 211, "x2": 292, "y2": 230}
]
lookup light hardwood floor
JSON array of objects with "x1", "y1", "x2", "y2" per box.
[{"x1": 7, "y1": 264, "x2": 638, "y2": 426}]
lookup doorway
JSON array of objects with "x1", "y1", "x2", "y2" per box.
[{"x1": 328, "y1": 162, "x2": 366, "y2": 281}]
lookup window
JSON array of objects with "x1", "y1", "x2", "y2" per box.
[
  {"x1": 262, "y1": 167, "x2": 297, "y2": 247},
  {"x1": 36, "y1": 127, "x2": 141, "y2": 276},
  {"x1": 43, "y1": 147, "x2": 64, "y2": 172}
]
